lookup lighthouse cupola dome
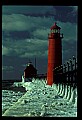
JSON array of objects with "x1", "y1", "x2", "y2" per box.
[{"x1": 50, "y1": 22, "x2": 61, "y2": 33}]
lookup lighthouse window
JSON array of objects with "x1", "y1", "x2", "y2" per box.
[
  {"x1": 54, "y1": 29, "x2": 58, "y2": 33},
  {"x1": 51, "y1": 29, "x2": 60, "y2": 33},
  {"x1": 58, "y1": 29, "x2": 60, "y2": 33},
  {"x1": 54, "y1": 29, "x2": 56, "y2": 33},
  {"x1": 51, "y1": 29, "x2": 54, "y2": 33}
]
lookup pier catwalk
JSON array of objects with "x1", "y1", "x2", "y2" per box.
[{"x1": 2, "y1": 79, "x2": 77, "y2": 117}]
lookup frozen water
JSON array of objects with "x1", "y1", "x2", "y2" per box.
[{"x1": 2, "y1": 79, "x2": 77, "y2": 117}]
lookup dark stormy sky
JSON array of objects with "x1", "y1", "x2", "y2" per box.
[{"x1": 2, "y1": 6, "x2": 78, "y2": 80}]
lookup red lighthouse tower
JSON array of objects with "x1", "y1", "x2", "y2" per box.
[{"x1": 47, "y1": 23, "x2": 63, "y2": 85}]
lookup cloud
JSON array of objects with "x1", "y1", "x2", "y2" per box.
[
  {"x1": 71, "y1": 6, "x2": 78, "y2": 14},
  {"x1": 62, "y1": 39, "x2": 77, "y2": 63},
  {"x1": 2, "y1": 45, "x2": 12, "y2": 55},
  {"x1": 2, "y1": 6, "x2": 55, "y2": 15},
  {"x1": 2, "y1": 31, "x2": 31, "y2": 40},
  {"x1": 2, "y1": 65, "x2": 14, "y2": 71},
  {"x1": 33, "y1": 28, "x2": 50, "y2": 39},
  {"x1": 2, "y1": 13, "x2": 77, "y2": 42},
  {"x1": 2, "y1": 14, "x2": 55, "y2": 32},
  {"x1": 20, "y1": 50, "x2": 48, "y2": 58},
  {"x1": 17, "y1": 39, "x2": 48, "y2": 58},
  {"x1": 2, "y1": 45, "x2": 9, "y2": 55},
  {"x1": 58, "y1": 21, "x2": 77, "y2": 41},
  {"x1": 2, "y1": 10, "x2": 77, "y2": 60},
  {"x1": 53, "y1": 6, "x2": 78, "y2": 23},
  {"x1": 2, "y1": 38, "x2": 48, "y2": 58},
  {"x1": 2, "y1": 14, "x2": 77, "y2": 60},
  {"x1": 2, "y1": 6, "x2": 78, "y2": 79},
  {"x1": 2, "y1": 14, "x2": 32, "y2": 31},
  {"x1": 2, "y1": 6, "x2": 77, "y2": 24},
  {"x1": 2, "y1": 45, "x2": 17, "y2": 56}
]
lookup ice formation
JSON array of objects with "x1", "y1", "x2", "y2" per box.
[{"x1": 2, "y1": 78, "x2": 77, "y2": 117}]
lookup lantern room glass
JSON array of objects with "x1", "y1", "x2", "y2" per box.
[{"x1": 51, "y1": 29, "x2": 60, "y2": 33}]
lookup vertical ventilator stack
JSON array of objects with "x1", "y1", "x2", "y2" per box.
[{"x1": 47, "y1": 22, "x2": 63, "y2": 85}]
